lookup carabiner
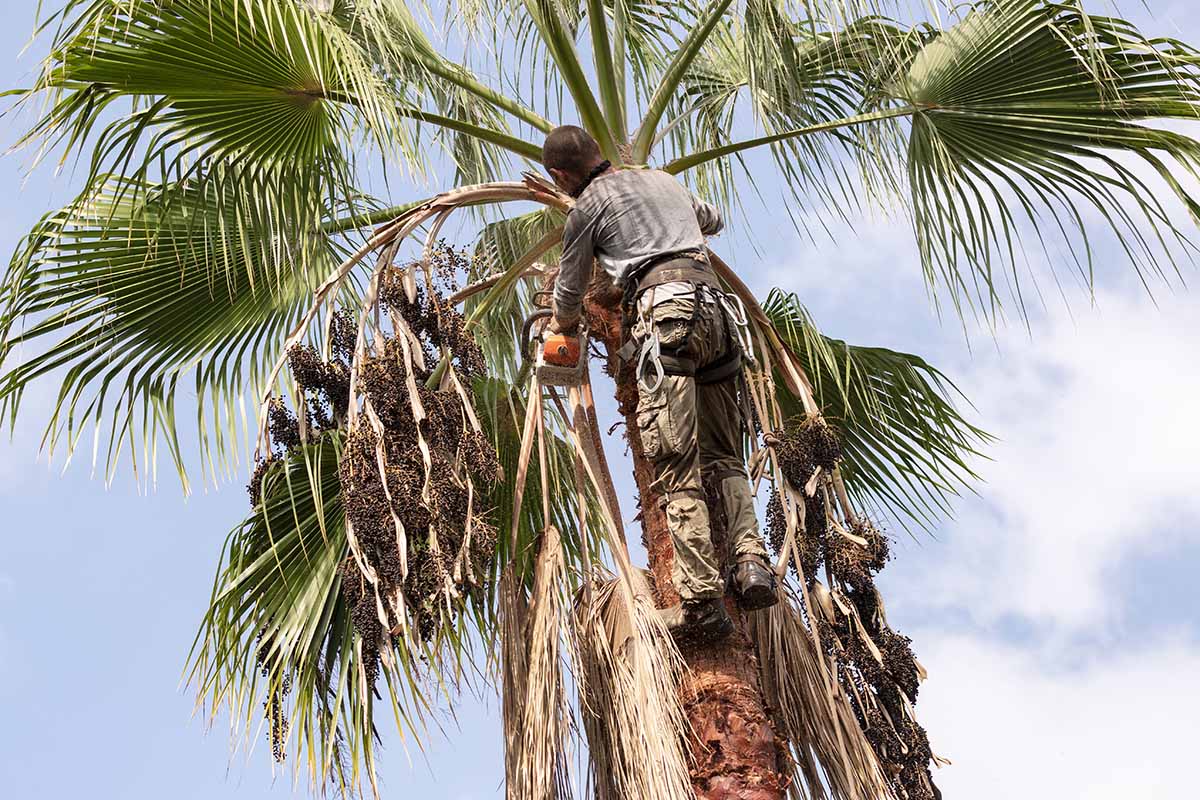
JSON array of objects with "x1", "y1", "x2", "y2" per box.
[
  {"x1": 637, "y1": 331, "x2": 666, "y2": 395},
  {"x1": 723, "y1": 291, "x2": 750, "y2": 328},
  {"x1": 718, "y1": 292, "x2": 757, "y2": 365}
]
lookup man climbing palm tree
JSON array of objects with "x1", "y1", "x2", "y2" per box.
[{"x1": 542, "y1": 125, "x2": 776, "y2": 641}]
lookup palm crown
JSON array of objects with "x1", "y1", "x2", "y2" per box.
[{"x1": 3, "y1": 0, "x2": 1199, "y2": 797}]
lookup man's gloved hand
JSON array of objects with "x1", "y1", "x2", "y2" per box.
[{"x1": 547, "y1": 315, "x2": 579, "y2": 336}]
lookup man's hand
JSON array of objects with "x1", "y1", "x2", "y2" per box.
[{"x1": 547, "y1": 315, "x2": 578, "y2": 336}]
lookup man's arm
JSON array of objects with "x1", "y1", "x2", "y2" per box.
[
  {"x1": 691, "y1": 193, "x2": 724, "y2": 237},
  {"x1": 552, "y1": 207, "x2": 595, "y2": 330}
]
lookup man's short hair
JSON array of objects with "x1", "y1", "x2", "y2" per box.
[{"x1": 542, "y1": 125, "x2": 602, "y2": 174}]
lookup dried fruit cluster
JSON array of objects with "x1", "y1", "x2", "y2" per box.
[
  {"x1": 247, "y1": 311, "x2": 358, "y2": 506},
  {"x1": 776, "y1": 415, "x2": 842, "y2": 487},
  {"x1": 378, "y1": 248, "x2": 486, "y2": 378},
  {"x1": 338, "y1": 269, "x2": 499, "y2": 682},
  {"x1": 765, "y1": 416, "x2": 844, "y2": 583},
  {"x1": 766, "y1": 413, "x2": 938, "y2": 800},
  {"x1": 254, "y1": 628, "x2": 293, "y2": 763},
  {"x1": 246, "y1": 249, "x2": 499, "y2": 758}
]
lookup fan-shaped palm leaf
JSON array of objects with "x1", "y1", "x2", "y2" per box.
[
  {"x1": 764, "y1": 290, "x2": 992, "y2": 530},
  {"x1": 0, "y1": 176, "x2": 332, "y2": 487}
]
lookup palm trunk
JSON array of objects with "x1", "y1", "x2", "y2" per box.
[{"x1": 586, "y1": 295, "x2": 788, "y2": 800}]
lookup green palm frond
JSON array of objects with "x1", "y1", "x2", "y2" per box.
[
  {"x1": 662, "y1": 8, "x2": 925, "y2": 213},
  {"x1": 899, "y1": 0, "x2": 1200, "y2": 320},
  {"x1": 665, "y1": 3, "x2": 1200, "y2": 322},
  {"x1": 22, "y1": 0, "x2": 410, "y2": 238},
  {"x1": 607, "y1": 0, "x2": 688, "y2": 119},
  {"x1": 333, "y1": 0, "x2": 547, "y2": 183},
  {"x1": 764, "y1": 290, "x2": 992, "y2": 530},
  {"x1": 467, "y1": 208, "x2": 565, "y2": 379},
  {"x1": 188, "y1": 433, "x2": 378, "y2": 793},
  {"x1": 0, "y1": 176, "x2": 333, "y2": 487},
  {"x1": 524, "y1": 0, "x2": 622, "y2": 160}
]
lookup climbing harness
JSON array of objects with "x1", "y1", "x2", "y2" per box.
[{"x1": 624, "y1": 264, "x2": 757, "y2": 395}]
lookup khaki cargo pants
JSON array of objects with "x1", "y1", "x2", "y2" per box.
[{"x1": 631, "y1": 283, "x2": 770, "y2": 601}]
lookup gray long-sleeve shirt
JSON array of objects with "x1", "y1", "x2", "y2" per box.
[{"x1": 553, "y1": 169, "x2": 723, "y2": 324}]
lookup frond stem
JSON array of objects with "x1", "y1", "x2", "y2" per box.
[
  {"x1": 663, "y1": 106, "x2": 918, "y2": 175},
  {"x1": 416, "y1": 54, "x2": 554, "y2": 134},
  {"x1": 523, "y1": 0, "x2": 621, "y2": 163},
  {"x1": 394, "y1": 107, "x2": 544, "y2": 161},
  {"x1": 587, "y1": 0, "x2": 626, "y2": 142},
  {"x1": 630, "y1": 0, "x2": 733, "y2": 163}
]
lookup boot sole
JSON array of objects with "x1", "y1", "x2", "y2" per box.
[
  {"x1": 738, "y1": 582, "x2": 779, "y2": 611},
  {"x1": 694, "y1": 615, "x2": 735, "y2": 642},
  {"x1": 670, "y1": 614, "x2": 735, "y2": 644}
]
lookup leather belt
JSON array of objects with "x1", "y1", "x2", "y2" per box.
[{"x1": 627, "y1": 253, "x2": 720, "y2": 296}]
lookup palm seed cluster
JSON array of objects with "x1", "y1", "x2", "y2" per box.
[
  {"x1": 338, "y1": 257, "x2": 500, "y2": 682},
  {"x1": 246, "y1": 310, "x2": 358, "y2": 506},
  {"x1": 253, "y1": 627, "x2": 293, "y2": 762},
  {"x1": 766, "y1": 414, "x2": 936, "y2": 800},
  {"x1": 245, "y1": 247, "x2": 501, "y2": 747}
]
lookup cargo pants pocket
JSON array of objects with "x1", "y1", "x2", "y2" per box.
[{"x1": 635, "y1": 393, "x2": 678, "y2": 463}]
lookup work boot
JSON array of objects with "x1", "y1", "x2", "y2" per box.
[
  {"x1": 731, "y1": 556, "x2": 778, "y2": 611},
  {"x1": 658, "y1": 598, "x2": 734, "y2": 643}
]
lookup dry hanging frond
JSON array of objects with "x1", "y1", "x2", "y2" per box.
[
  {"x1": 747, "y1": 585, "x2": 894, "y2": 800},
  {"x1": 499, "y1": 566, "x2": 530, "y2": 793},
  {"x1": 572, "y1": 575, "x2": 693, "y2": 800},
  {"x1": 767, "y1": 486, "x2": 828, "y2": 584},
  {"x1": 510, "y1": 526, "x2": 573, "y2": 800}
]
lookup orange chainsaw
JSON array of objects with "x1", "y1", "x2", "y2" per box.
[{"x1": 521, "y1": 308, "x2": 587, "y2": 387}]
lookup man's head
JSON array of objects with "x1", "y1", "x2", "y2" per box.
[{"x1": 542, "y1": 125, "x2": 604, "y2": 195}]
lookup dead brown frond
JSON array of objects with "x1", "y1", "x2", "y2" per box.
[
  {"x1": 747, "y1": 585, "x2": 893, "y2": 800},
  {"x1": 510, "y1": 526, "x2": 573, "y2": 800},
  {"x1": 499, "y1": 566, "x2": 530, "y2": 792},
  {"x1": 572, "y1": 574, "x2": 694, "y2": 800}
]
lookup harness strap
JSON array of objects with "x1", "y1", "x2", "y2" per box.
[
  {"x1": 621, "y1": 252, "x2": 713, "y2": 314},
  {"x1": 659, "y1": 487, "x2": 705, "y2": 507},
  {"x1": 658, "y1": 353, "x2": 698, "y2": 376},
  {"x1": 705, "y1": 466, "x2": 749, "y2": 482},
  {"x1": 637, "y1": 263, "x2": 722, "y2": 293},
  {"x1": 696, "y1": 347, "x2": 743, "y2": 385},
  {"x1": 655, "y1": 347, "x2": 742, "y2": 383}
]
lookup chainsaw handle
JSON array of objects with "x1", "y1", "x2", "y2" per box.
[{"x1": 520, "y1": 308, "x2": 554, "y2": 364}]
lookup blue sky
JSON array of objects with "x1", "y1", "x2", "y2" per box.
[{"x1": 2, "y1": 3, "x2": 1199, "y2": 799}]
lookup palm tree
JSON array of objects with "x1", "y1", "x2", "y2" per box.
[{"x1": 4, "y1": 0, "x2": 1199, "y2": 797}]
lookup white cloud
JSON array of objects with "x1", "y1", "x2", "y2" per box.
[
  {"x1": 894, "y1": 288, "x2": 1200, "y2": 633},
  {"x1": 916, "y1": 629, "x2": 1200, "y2": 800}
]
